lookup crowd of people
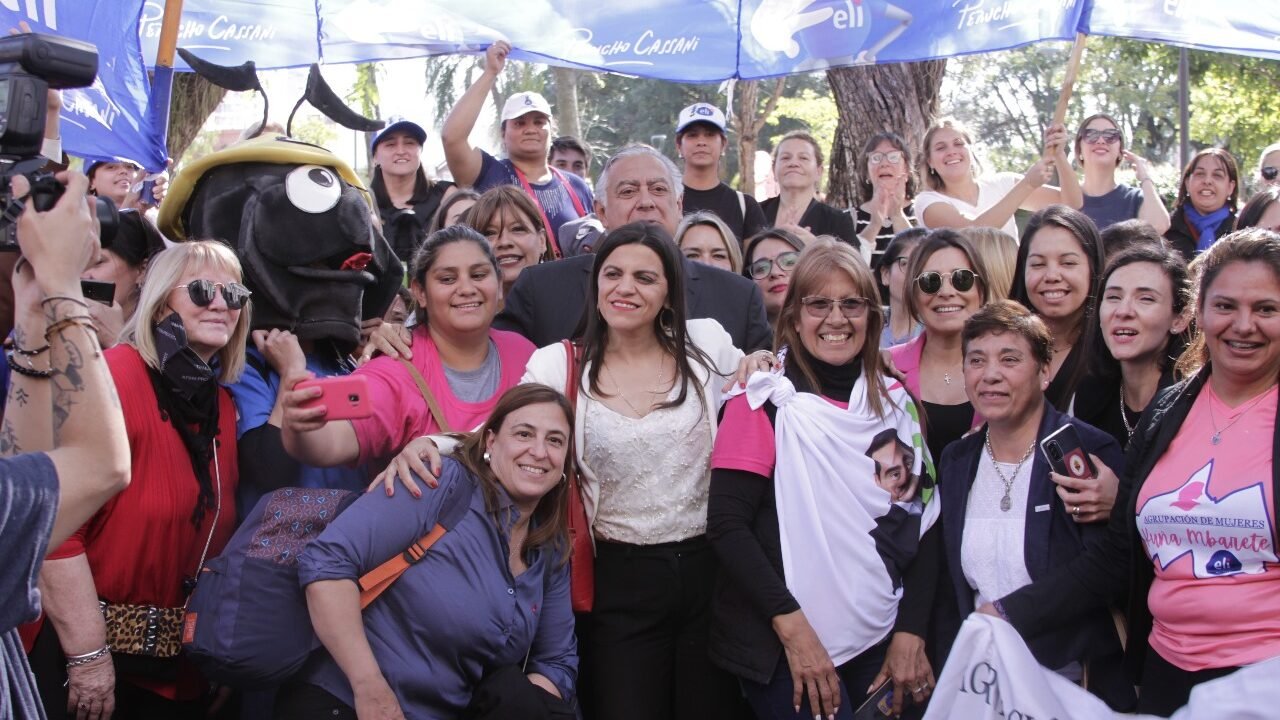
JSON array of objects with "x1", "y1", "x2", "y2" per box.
[{"x1": 2, "y1": 36, "x2": 1280, "y2": 720}]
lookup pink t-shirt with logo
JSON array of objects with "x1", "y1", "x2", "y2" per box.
[{"x1": 1135, "y1": 384, "x2": 1280, "y2": 671}]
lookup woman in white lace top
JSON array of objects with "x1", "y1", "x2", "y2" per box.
[{"x1": 519, "y1": 221, "x2": 751, "y2": 720}]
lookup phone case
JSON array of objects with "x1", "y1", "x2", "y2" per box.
[
  {"x1": 296, "y1": 376, "x2": 372, "y2": 421},
  {"x1": 1040, "y1": 424, "x2": 1096, "y2": 479},
  {"x1": 853, "y1": 679, "x2": 900, "y2": 719}
]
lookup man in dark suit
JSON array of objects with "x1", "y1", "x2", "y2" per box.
[{"x1": 495, "y1": 143, "x2": 772, "y2": 350}]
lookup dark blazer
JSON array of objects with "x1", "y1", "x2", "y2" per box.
[
  {"x1": 494, "y1": 252, "x2": 772, "y2": 350},
  {"x1": 1001, "y1": 368, "x2": 1280, "y2": 685},
  {"x1": 760, "y1": 197, "x2": 858, "y2": 246},
  {"x1": 937, "y1": 402, "x2": 1135, "y2": 710}
]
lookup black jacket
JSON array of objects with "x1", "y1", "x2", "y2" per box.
[
  {"x1": 1000, "y1": 368, "x2": 1280, "y2": 683},
  {"x1": 494, "y1": 253, "x2": 772, "y2": 351},
  {"x1": 1164, "y1": 206, "x2": 1236, "y2": 262},
  {"x1": 936, "y1": 402, "x2": 1134, "y2": 710}
]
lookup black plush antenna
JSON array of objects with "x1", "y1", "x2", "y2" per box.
[
  {"x1": 177, "y1": 48, "x2": 269, "y2": 139},
  {"x1": 287, "y1": 64, "x2": 385, "y2": 137}
]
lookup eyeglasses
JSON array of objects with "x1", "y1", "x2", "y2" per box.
[
  {"x1": 175, "y1": 279, "x2": 252, "y2": 309},
  {"x1": 869, "y1": 151, "x2": 904, "y2": 165},
  {"x1": 748, "y1": 251, "x2": 800, "y2": 280},
  {"x1": 1081, "y1": 129, "x2": 1122, "y2": 145},
  {"x1": 1263, "y1": 166, "x2": 1279, "y2": 181},
  {"x1": 800, "y1": 296, "x2": 871, "y2": 319},
  {"x1": 915, "y1": 268, "x2": 979, "y2": 295}
]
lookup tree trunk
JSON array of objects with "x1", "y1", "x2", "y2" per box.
[
  {"x1": 825, "y1": 60, "x2": 946, "y2": 208},
  {"x1": 552, "y1": 67, "x2": 581, "y2": 140},
  {"x1": 166, "y1": 71, "x2": 227, "y2": 165}
]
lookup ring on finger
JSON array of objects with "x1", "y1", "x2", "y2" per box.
[{"x1": 1072, "y1": 505, "x2": 1080, "y2": 517}]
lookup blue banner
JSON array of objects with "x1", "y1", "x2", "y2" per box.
[
  {"x1": 138, "y1": 0, "x2": 320, "y2": 70},
  {"x1": 1082, "y1": 0, "x2": 1280, "y2": 62},
  {"x1": 0, "y1": 0, "x2": 166, "y2": 170}
]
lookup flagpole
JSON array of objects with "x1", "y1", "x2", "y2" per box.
[
  {"x1": 147, "y1": 0, "x2": 186, "y2": 166},
  {"x1": 1046, "y1": 33, "x2": 1086, "y2": 159}
]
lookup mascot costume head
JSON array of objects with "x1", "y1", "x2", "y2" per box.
[{"x1": 159, "y1": 52, "x2": 403, "y2": 349}]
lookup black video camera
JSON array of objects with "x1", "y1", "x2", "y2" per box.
[{"x1": 0, "y1": 32, "x2": 117, "y2": 250}]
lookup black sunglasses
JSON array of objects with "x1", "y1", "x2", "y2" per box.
[
  {"x1": 1263, "y1": 166, "x2": 1279, "y2": 181},
  {"x1": 176, "y1": 279, "x2": 252, "y2": 309},
  {"x1": 915, "y1": 269, "x2": 979, "y2": 295},
  {"x1": 748, "y1": 251, "x2": 801, "y2": 280}
]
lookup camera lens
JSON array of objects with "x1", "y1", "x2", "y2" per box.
[
  {"x1": 93, "y1": 196, "x2": 119, "y2": 250},
  {"x1": 1048, "y1": 443, "x2": 1063, "y2": 461}
]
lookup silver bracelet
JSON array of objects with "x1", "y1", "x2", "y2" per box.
[{"x1": 65, "y1": 645, "x2": 111, "y2": 668}]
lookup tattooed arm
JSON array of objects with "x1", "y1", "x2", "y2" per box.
[
  {"x1": 10, "y1": 171, "x2": 129, "y2": 548},
  {"x1": 0, "y1": 257, "x2": 52, "y2": 458}
]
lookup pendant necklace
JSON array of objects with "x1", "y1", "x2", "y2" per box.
[
  {"x1": 943, "y1": 372, "x2": 952, "y2": 386},
  {"x1": 603, "y1": 357, "x2": 667, "y2": 418},
  {"x1": 1207, "y1": 390, "x2": 1270, "y2": 445},
  {"x1": 984, "y1": 430, "x2": 1036, "y2": 512}
]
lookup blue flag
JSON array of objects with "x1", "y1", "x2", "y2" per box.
[
  {"x1": 1082, "y1": 0, "x2": 1280, "y2": 62},
  {"x1": 0, "y1": 0, "x2": 166, "y2": 170}
]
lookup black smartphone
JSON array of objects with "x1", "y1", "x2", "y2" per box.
[
  {"x1": 80, "y1": 279, "x2": 115, "y2": 306},
  {"x1": 1040, "y1": 424, "x2": 1096, "y2": 479},
  {"x1": 854, "y1": 679, "x2": 900, "y2": 719}
]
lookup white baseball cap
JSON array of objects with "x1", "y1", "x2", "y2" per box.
[
  {"x1": 676, "y1": 102, "x2": 727, "y2": 134},
  {"x1": 501, "y1": 91, "x2": 553, "y2": 122}
]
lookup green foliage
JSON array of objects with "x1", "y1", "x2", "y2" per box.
[
  {"x1": 763, "y1": 87, "x2": 838, "y2": 159},
  {"x1": 944, "y1": 37, "x2": 1279, "y2": 184},
  {"x1": 347, "y1": 63, "x2": 381, "y2": 121},
  {"x1": 291, "y1": 115, "x2": 338, "y2": 149}
]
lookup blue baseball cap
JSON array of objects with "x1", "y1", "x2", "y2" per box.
[{"x1": 370, "y1": 116, "x2": 427, "y2": 152}]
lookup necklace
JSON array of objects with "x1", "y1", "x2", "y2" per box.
[
  {"x1": 1119, "y1": 382, "x2": 1136, "y2": 440},
  {"x1": 1207, "y1": 389, "x2": 1271, "y2": 445},
  {"x1": 984, "y1": 430, "x2": 1037, "y2": 512},
  {"x1": 603, "y1": 357, "x2": 667, "y2": 418},
  {"x1": 943, "y1": 372, "x2": 952, "y2": 386}
]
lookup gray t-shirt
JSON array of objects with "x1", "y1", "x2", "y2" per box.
[
  {"x1": 1081, "y1": 184, "x2": 1144, "y2": 232},
  {"x1": 1, "y1": 452, "x2": 60, "y2": 720},
  {"x1": 443, "y1": 340, "x2": 502, "y2": 403}
]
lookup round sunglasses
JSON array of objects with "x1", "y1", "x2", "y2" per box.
[
  {"x1": 1262, "y1": 166, "x2": 1278, "y2": 181},
  {"x1": 915, "y1": 268, "x2": 979, "y2": 295},
  {"x1": 748, "y1": 251, "x2": 800, "y2": 280},
  {"x1": 175, "y1": 279, "x2": 252, "y2": 310}
]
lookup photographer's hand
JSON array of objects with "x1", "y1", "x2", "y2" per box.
[{"x1": 16, "y1": 171, "x2": 97, "y2": 296}]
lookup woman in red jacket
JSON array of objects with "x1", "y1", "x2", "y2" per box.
[{"x1": 30, "y1": 240, "x2": 251, "y2": 719}]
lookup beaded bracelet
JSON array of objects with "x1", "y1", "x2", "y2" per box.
[
  {"x1": 6, "y1": 350, "x2": 53, "y2": 379},
  {"x1": 64, "y1": 645, "x2": 111, "y2": 668},
  {"x1": 12, "y1": 342, "x2": 50, "y2": 356}
]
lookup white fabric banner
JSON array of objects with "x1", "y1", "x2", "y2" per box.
[{"x1": 926, "y1": 614, "x2": 1280, "y2": 720}]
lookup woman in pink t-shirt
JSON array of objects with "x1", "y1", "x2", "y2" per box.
[
  {"x1": 280, "y1": 226, "x2": 534, "y2": 472},
  {"x1": 984, "y1": 228, "x2": 1280, "y2": 716}
]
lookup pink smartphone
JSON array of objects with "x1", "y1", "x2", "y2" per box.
[{"x1": 296, "y1": 376, "x2": 373, "y2": 420}]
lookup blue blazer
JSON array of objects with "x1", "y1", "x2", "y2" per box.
[{"x1": 936, "y1": 402, "x2": 1135, "y2": 709}]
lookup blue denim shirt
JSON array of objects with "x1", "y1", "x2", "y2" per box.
[{"x1": 298, "y1": 458, "x2": 576, "y2": 717}]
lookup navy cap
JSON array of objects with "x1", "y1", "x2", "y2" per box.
[{"x1": 370, "y1": 116, "x2": 428, "y2": 152}]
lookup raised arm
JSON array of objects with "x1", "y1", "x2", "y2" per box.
[
  {"x1": 1127, "y1": 150, "x2": 1171, "y2": 234},
  {"x1": 279, "y1": 369, "x2": 362, "y2": 467},
  {"x1": 441, "y1": 41, "x2": 510, "y2": 187},
  {"x1": 1025, "y1": 123, "x2": 1083, "y2": 211},
  {"x1": 14, "y1": 172, "x2": 129, "y2": 547}
]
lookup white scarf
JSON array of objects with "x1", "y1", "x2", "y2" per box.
[{"x1": 743, "y1": 368, "x2": 939, "y2": 665}]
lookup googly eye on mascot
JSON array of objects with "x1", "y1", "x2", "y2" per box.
[{"x1": 157, "y1": 54, "x2": 404, "y2": 517}]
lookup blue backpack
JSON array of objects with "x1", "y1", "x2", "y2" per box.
[{"x1": 181, "y1": 478, "x2": 474, "y2": 688}]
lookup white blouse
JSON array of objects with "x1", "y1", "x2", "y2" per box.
[
  {"x1": 961, "y1": 450, "x2": 1034, "y2": 607},
  {"x1": 583, "y1": 386, "x2": 712, "y2": 545}
]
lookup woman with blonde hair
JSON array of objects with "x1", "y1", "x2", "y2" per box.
[
  {"x1": 676, "y1": 210, "x2": 743, "y2": 274},
  {"x1": 959, "y1": 226, "x2": 1018, "y2": 301},
  {"x1": 915, "y1": 117, "x2": 1082, "y2": 238},
  {"x1": 34, "y1": 240, "x2": 251, "y2": 717}
]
